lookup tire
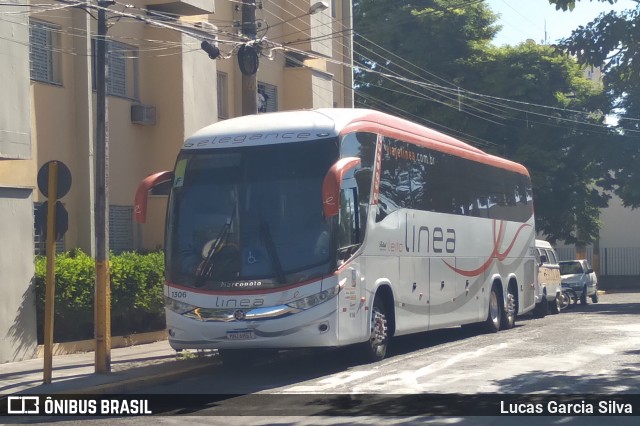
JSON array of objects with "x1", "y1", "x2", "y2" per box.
[
  {"x1": 548, "y1": 293, "x2": 561, "y2": 314},
  {"x1": 362, "y1": 296, "x2": 389, "y2": 362},
  {"x1": 500, "y1": 285, "x2": 516, "y2": 330},
  {"x1": 580, "y1": 286, "x2": 588, "y2": 305},
  {"x1": 483, "y1": 284, "x2": 502, "y2": 333},
  {"x1": 591, "y1": 288, "x2": 599, "y2": 303},
  {"x1": 533, "y1": 292, "x2": 548, "y2": 318},
  {"x1": 559, "y1": 292, "x2": 570, "y2": 310},
  {"x1": 565, "y1": 289, "x2": 577, "y2": 307}
]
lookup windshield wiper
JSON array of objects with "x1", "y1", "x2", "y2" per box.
[
  {"x1": 195, "y1": 216, "x2": 232, "y2": 288},
  {"x1": 260, "y1": 220, "x2": 286, "y2": 284}
]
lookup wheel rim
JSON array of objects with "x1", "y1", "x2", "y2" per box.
[
  {"x1": 559, "y1": 293, "x2": 569, "y2": 309},
  {"x1": 489, "y1": 290, "x2": 499, "y2": 326},
  {"x1": 370, "y1": 307, "x2": 388, "y2": 355},
  {"x1": 506, "y1": 292, "x2": 515, "y2": 323}
]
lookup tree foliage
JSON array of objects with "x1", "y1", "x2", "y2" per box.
[
  {"x1": 549, "y1": 0, "x2": 640, "y2": 209},
  {"x1": 354, "y1": 0, "x2": 613, "y2": 244}
]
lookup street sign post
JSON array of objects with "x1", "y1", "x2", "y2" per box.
[{"x1": 37, "y1": 160, "x2": 71, "y2": 384}]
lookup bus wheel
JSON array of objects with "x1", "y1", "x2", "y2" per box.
[
  {"x1": 483, "y1": 284, "x2": 501, "y2": 333},
  {"x1": 501, "y1": 285, "x2": 516, "y2": 330},
  {"x1": 364, "y1": 297, "x2": 389, "y2": 362}
]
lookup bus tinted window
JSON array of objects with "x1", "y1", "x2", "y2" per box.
[{"x1": 376, "y1": 137, "x2": 533, "y2": 223}]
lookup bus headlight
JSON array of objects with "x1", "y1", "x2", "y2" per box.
[
  {"x1": 286, "y1": 284, "x2": 340, "y2": 310},
  {"x1": 165, "y1": 297, "x2": 198, "y2": 315}
]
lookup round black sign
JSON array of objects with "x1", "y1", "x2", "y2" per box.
[{"x1": 37, "y1": 160, "x2": 72, "y2": 199}]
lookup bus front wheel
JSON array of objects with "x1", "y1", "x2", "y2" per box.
[{"x1": 363, "y1": 297, "x2": 389, "y2": 362}]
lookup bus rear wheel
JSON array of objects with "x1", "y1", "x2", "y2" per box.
[
  {"x1": 483, "y1": 284, "x2": 502, "y2": 333},
  {"x1": 363, "y1": 297, "x2": 389, "y2": 362},
  {"x1": 500, "y1": 285, "x2": 516, "y2": 330}
]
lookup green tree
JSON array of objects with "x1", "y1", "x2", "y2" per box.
[
  {"x1": 458, "y1": 42, "x2": 611, "y2": 244},
  {"x1": 550, "y1": 0, "x2": 640, "y2": 209},
  {"x1": 354, "y1": 1, "x2": 612, "y2": 244}
]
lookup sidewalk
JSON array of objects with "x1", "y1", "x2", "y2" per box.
[{"x1": 0, "y1": 339, "x2": 218, "y2": 395}]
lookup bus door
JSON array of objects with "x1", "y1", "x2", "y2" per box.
[
  {"x1": 335, "y1": 181, "x2": 367, "y2": 344},
  {"x1": 337, "y1": 261, "x2": 366, "y2": 344}
]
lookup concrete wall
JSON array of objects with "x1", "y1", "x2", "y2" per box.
[
  {"x1": 0, "y1": 189, "x2": 38, "y2": 363},
  {"x1": 0, "y1": 2, "x2": 37, "y2": 363},
  {"x1": 599, "y1": 194, "x2": 640, "y2": 248}
]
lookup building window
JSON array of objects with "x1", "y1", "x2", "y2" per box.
[
  {"x1": 92, "y1": 39, "x2": 139, "y2": 99},
  {"x1": 217, "y1": 71, "x2": 228, "y2": 119},
  {"x1": 258, "y1": 82, "x2": 278, "y2": 113},
  {"x1": 29, "y1": 20, "x2": 61, "y2": 84},
  {"x1": 109, "y1": 205, "x2": 134, "y2": 253}
]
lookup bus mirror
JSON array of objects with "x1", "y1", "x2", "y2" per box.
[
  {"x1": 322, "y1": 157, "x2": 361, "y2": 218},
  {"x1": 134, "y1": 171, "x2": 174, "y2": 224}
]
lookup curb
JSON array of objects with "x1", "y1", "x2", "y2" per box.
[
  {"x1": 67, "y1": 357, "x2": 219, "y2": 395},
  {"x1": 35, "y1": 330, "x2": 167, "y2": 358}
]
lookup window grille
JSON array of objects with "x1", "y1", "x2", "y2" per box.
[
  {"x1": 217, "y1": 71, "x2": 229, "y2": 119},
  {"x1": 257, "y1": 82, "x2": 278, "y2": 113},
  {"x1": 29, "y1": 20, "x2": 60, "y2": 84},
  {"x1": 92, "y1": 39, "x2": 139, "y2": 99},
  {"x1": 33, "y1": 203, "x2": 65, "y2": 255},
  {"x1": 109, "y1": 205, "x2": 134, "y2": 253}
]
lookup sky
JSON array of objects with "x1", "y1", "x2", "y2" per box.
[{"x1": 486, "y1": 0, "x2": 638, "y2": 46}]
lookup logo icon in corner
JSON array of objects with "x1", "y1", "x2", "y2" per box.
[{"x1": 233, "y1": 310, "x2": 246, "y2": 321}]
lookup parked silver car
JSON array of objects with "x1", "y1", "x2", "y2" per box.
[{"x1": 559, "y1": 259, "x2": 599, "y2": 304}]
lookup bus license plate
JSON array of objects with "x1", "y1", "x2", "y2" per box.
[{"x1": 226, "y1": 329, "x2": 255, "y2": 340}]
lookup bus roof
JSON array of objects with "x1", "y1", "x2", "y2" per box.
[{"x1": 182, "y1": 108, "x2": 529, "y2": 177}]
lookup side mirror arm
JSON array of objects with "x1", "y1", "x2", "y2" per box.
[
  {"x1": 134, "y1": 171, "x2": 174, "y2": 224},
  {"x1": 322, "y1": 157, "x2": 361, "y2": 218}
]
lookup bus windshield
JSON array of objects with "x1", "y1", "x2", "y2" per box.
[{"x1": 166, "y1": 138, "x2": 339, "y2": 290}]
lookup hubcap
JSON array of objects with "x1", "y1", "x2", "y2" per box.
[
  {"x1": 506, "y1": 292, "x2": 515, "y2": 320},
  {"x1": 370, "y1": 308, "x2": 388, "y2": 350},
  {"x1": 489, "y1": 291, "x2": 499, "y2": 325}
]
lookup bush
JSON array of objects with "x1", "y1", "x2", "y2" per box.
[{"x1": 34, "y1": 249, "x2": 165, "y2": 343}]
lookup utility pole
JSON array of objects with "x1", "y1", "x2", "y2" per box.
[
  {"x1": 241, "y1": 0, "x2": 257, "y2": 115},
  {"x1": 95, "y1": 0, "x2": 113, "y2": 374}
]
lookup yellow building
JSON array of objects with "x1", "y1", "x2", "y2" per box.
[
  {"x1": 29, "y1": 0, "x2": 354, "y2": 254},
  {"x1": 0, "y1": 0, "x2": 352, "y2": 362}
]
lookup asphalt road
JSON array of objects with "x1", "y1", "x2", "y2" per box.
[
  {"x1": 7, "y1": 291, "x2": 639, "y2": 425},
  {"x1": 126, "y1": 291, "x2": 640, "y2": 423}
]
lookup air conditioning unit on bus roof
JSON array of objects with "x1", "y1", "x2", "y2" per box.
[{"x1": 131, "y1": 104, "x2": 156, "y2": 125}]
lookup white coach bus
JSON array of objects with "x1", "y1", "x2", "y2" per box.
[{"x1": 135, "y1": 108, "x2": 537, "y2": 364}]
